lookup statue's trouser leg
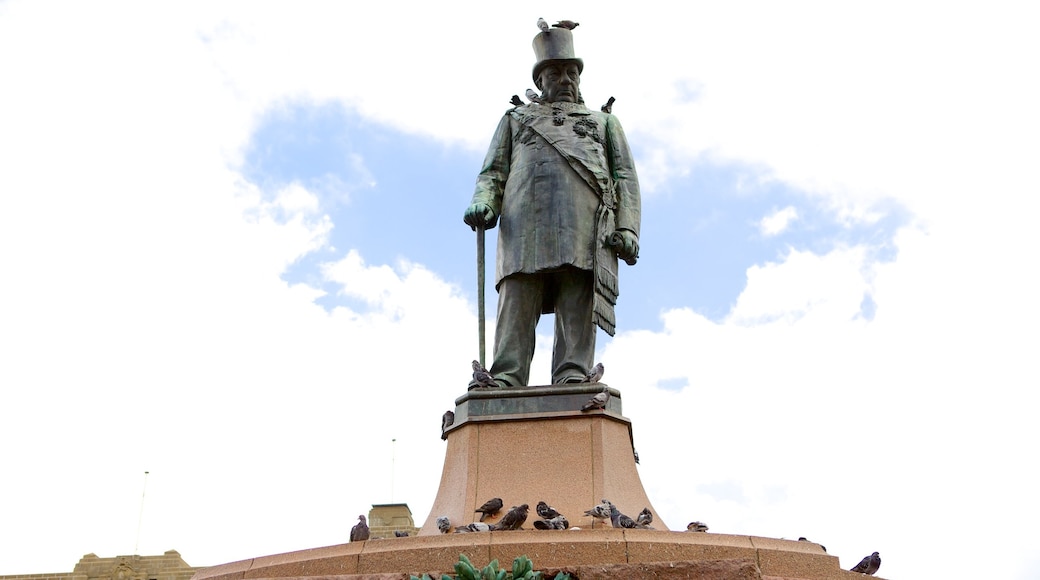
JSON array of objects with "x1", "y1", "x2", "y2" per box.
[
  {"x1": 551, "y1": 267, "x2": 595, "y2": 384},
  {"x1": 489, "y1": 274, "x2": 543, "y2": 387}
]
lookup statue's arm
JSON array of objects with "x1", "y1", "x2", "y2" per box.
[
  {"x1": 464, "y1": 115, "x2": 512, "y2": 230},
  {"x1": 606, "y1": 115, "x2": 641, "y2": 261}
]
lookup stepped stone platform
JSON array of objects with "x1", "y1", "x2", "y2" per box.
[
  {"x1": 190, "y1": 384, "x2": 886, "y2": 580},
  {"x1": 190, "y1": 530, "x2": 876, "y2": 580}
]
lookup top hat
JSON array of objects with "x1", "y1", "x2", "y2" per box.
[{"x1": 532, "y1": 28, "x2": 584, "y2": 83}]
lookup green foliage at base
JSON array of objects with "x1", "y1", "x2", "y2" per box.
[{"x1": 409, "y1": 554, "x2": 573, "y2": 580}]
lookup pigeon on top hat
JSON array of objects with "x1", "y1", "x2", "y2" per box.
[{"x1": 532, "y1": 26, "x2": 584, "y2": 83}]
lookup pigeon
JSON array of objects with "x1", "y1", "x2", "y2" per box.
[
  {"x1": 583, "y1": 499, "x2": 612, "y2": 525},
  {"x1": 608, "y1": 504, "x2": 638, "y2": 529},
  {"x1": 533, "y1": 515, "x2": 569, "y2": 530},
  {"x1": 581, "y1": 362, "x2": 605, "y2": 383},
  {"x1": 393, "y1": 530, "x2": 409, "y2": 537},
  {"x1": 600, "y1": 96, "x2": 615, "y2": 114},
  {"x1": 537, "y1": 18, "x2": 549, "y2": 32},
  {"x1": 525, "y1": 88, "x2": 543, "y2": 104},
  {"x1": 474, "y1": 497, "x2": 503, "y2": 522},
  {"x1": 581, "y1": 386, "x2": 610, "y2": 411},
  {"x1": 471, "y1": 360, "x2": 496, "y2": 388},
  {"x1": 536, "y1": 501, "x2": 560, "y2": 519},
  {"x1": 436, "y1": 515, "x2": 451, "y2": 534},
  {"x1": 798, "y1": 537, "x2": 827, "y2": 553},
  {"x1": 633, "y1": 449, "x2": 640, "y2": 464},
  {"x1": 553, "y1": 20, "x2": 579, "y2": 30},
  {"x1": 686, "y1": 521, "x2": 709, "y2": 532},
  {"x1": 496, "y1": 504, "x2": 529, "y2": 531},
  {"x1": 441, "y1": 410, "x2": 454, "y2": 440},
  {"x1": 455, "y1": 522, "x2": 495, "y2": 533},
  {"x1": 510, "y1": 94, "x2": 524, "y2": 107},
  {"x1": 349, "y1": 515, "x2": 370, "y2": 542},
  {"x1": 849, "y1": 552, "x2": 881, "y2": 575},
  {"x1": 636, "y1": 507, "x2": 653, "y2": 527}
]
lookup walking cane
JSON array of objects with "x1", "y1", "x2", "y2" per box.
[{"x1": 477, "y1": 224, "x2": 486, "y2": 368}]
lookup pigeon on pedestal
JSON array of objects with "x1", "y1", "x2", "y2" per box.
[
  {"x1": 849, "y1": 552, "x2": 881, "y2": 575},
  {"x1": 349, "y1": 515, "x2": 369, "y2": 542},
  {"x1": 474, "y1": 497, "x2": 503, "y2": 522}
]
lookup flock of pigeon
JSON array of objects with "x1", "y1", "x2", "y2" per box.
[
  {"x1": 435, "y1": 497, "x2": 681, "y2": 535},
  {"x1": 355, "y1": 509, "x2": 879, "y2": 575}
]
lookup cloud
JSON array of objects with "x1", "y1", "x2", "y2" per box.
[
  {"x1": 2, "y1": 3, "x2": 1039, "y2": 580},
  {"x1": 727, "y1": 245, "x2": 872, "y2": 326},
  {"x1": 759, "y1": 206, "x2": 799, "y2": 236}
]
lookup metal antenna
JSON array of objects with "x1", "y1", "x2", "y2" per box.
[
  {"x1": 134, "y1": 471, "x2": 149, "y2": 554},
  {"x1": 391, "y1": 439, "x2": 397, "y2": 503}
]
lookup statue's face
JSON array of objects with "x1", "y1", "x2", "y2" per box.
[{"x1": 539, "y1": 62, "x2": 581, "y2": 103}]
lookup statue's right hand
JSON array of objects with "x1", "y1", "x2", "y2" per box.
[{"x1": 463, "y1": 203, "x2": 497, "y2": 231}]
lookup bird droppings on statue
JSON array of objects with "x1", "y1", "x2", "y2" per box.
[
  {"x1": 349, "y1": 515, "x2": 369, "y2": 542},
  {"x1": 474, "y1": 497, "x2": 503, "y2": 522}
]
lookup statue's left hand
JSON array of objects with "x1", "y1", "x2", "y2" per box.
[{"x1": 609, "y1": 229, "x2": 639, "y2": 265}]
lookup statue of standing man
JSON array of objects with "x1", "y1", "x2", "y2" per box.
[{"x1": 464, "y1": 21, "x2": 641, "y2": 388}]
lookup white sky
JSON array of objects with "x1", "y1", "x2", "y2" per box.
[{"x1": 2, "y1": 2, "x2": 1039, "y2": 579}]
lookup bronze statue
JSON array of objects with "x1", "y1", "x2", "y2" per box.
[{"x1": 464, "y1": 21, "x2": 641, "y2": 387}]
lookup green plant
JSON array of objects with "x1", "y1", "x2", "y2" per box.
[
  {"x1": 511, "y1": 555, "x2": 538, "y2": 580},
  {"x1": 412, "y1": 554, "x2": 572, "y2": 580}
]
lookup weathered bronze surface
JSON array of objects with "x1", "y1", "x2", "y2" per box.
[{"x1": 463, "y1": 24, "x2": 641, "y2": 388}]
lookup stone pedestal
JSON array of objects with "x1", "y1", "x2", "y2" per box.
[
  {"x1": 189, "y1": 384, "x2": 885, "y2": 580},
  {"x1": 420, "y1": 383, "x2": 664, "y2": 534}
]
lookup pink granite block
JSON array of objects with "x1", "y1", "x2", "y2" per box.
[
  {"x1": 356, "y1": 534, "x2": 491, "y2": 576},
  {"x1": 488, "y1": 528, "x2": 626, "y2": 568},
  {"x1": 245, "y1": 543, "x2": 363, "y2": 578},
  {"x1": 625, "y1": 531, "x2": 757, "y2": 564}
]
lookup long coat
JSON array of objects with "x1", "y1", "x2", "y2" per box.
[{"x1": 470, "y1": 101, "x2": 640, "y2": 334}]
